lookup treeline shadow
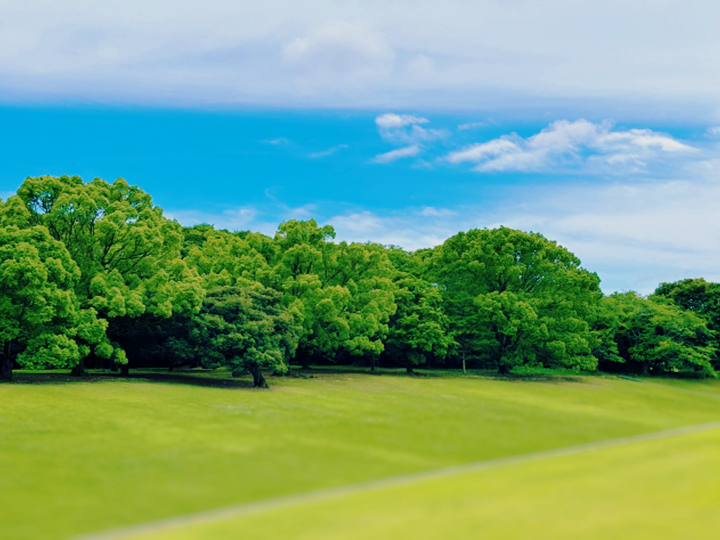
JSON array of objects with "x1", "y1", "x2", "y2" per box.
[
  {"x1": 6, "y1": 367, "x2": 590, "y2": 387},
  {"x1": 6, "y1": 370, "x2": 255, "y2": 389}
]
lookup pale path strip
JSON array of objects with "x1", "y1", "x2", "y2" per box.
[{"x1": 75, "y1": 420, "x2": 720, "y2": 540}]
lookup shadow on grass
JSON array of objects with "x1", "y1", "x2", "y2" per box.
[
  {"x1": 289, "y1": 366, "x2": 588, "y2": 383},
  {"x1": 4, "y1": 366, "x2": 589, "y2": 387},
  {"x1": 5, "y1": 369, "x2": 255, "y2": 389}
]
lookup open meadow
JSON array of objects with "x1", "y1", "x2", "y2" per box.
[{"x1": 2, "y1": 369, "x2": 720, "y2": 540}]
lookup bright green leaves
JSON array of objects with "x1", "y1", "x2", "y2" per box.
[
  {"x1": 0, "y1": 175, "x2": 204, "y2": 377},
  {"x1": 0, "y1": 225, "x2": 125, "y2": 376},
  {"x1": 385, "y1": 273, "x2": 452, "y2": 371},
  {"x1": 0, "y1": 226, "x2": 79, "y2": 340},
  {"x1": 9, "y1": 175, "x2": 204, "y2": 321},
  {"x1": 17, "y1": 333, "x2": 80, "y2": 369},
  {"x1": 433, "y1": 227, "x2": 601, "y2": 373},
  {"x1": 4, "y1": 173, "x2": 718, "y2": 381},
  {"x1": 184, "y1": 227, "x2": 274, "y2": 288},
  {"x1": 273, "y1": 221, "x2": 397, "y2": 360},
  {"x1": 596, "y1": 292, "x2": 716, "y2": 377},
  {"x1": 0, "y1": 226, "x2": 80, "y2": 376},
  {"x1": 190, "y1": 286, "x2": 303, "y2": 387}
]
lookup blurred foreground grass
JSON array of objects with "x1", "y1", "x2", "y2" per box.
[
  {"x1": 140, "y1": 423, "x2": 720, "y2": 540},
  {"x1": 2, "y1": 368, "x2": 720, "y2": 539}
]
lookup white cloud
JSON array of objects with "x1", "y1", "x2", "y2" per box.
[
  {"x1": 445, "y1": 120, "x2": 697, "y2": 173},
  {"x1": 2, "y1": 1, "x2": 720, "y2": 113},
  {"x1": 284, "y1": 203, "x2": 317, "y2": 220},
  {"x1": 373, "y1": 144, "x2": 421, "y2": 163},
  {"x1": 330, "y1": 176, "x2": 720, "y2": 294},
  {"x1": 375, "y1": 113, "x2": 429, "y2": 130},
  {"x1": 490, "y1": 179, "x2": 720, "y2": 293},
  {"x1": 329, "y1": 211, "x2": 449, "y2": 251},
  {"x1": 375, "y1": 113, "x2": 448, "y2": 149},
  {"x1": 166, "y1": 206, "x2": 269, "y2": 233},
  {"x1": 167, "y1": 170, "x2": 720, "y2": 294},
  {"x1": 261, "y1": 138, "x2": 291, "y2": 145},
  {"x1": 403, "y1": 54, "x2": 435, "y2": 81},
  {"x1": 419, "y1": 207, "x2": 458, "y2": 217},
  {"x1": 307, "y1": 144, "x2": 348, "y2": 158},
  {"x1": 457, "y1": 122, "x2": 487, "y2": 131},
  {"x1": 281, "y1": 21, "x2": 394, "y2": 87}
]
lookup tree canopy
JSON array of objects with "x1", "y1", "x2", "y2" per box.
[
  {"x1": 0, "y1": 226, "x2": 110, "y2": 379},
  {"x1": 431, "y1": 227, "x2": 602, "y2": 374},
  {"x1": 594, "y1": 292, "x2": 716, "y2": 377},
  {"x1": 1, "y1": 176, "x2": 717, "y2": 383}
]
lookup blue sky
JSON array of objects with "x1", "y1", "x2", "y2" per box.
[{"x1": 2, "y1": 1, "x2": 720, "y2": 293}]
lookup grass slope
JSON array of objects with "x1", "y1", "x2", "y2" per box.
[
  {"x1": 1, "y1": 369, "x2": 719, "y2": 539},
  {"x1": 141, "y1": 426, "x2": 720, "y2": 540}
]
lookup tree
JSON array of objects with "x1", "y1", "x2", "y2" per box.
[
  {"x1": 271, "y1": 220, "x2": 397, "y2": 366},
  {"x1": 472, "y1": 291, "x2": 545, "y2": 375},
  {"x1": 189, "y1": 286, "x2": 302, "y2": 387},
  {"x1": 431, "y1": 227, "x2": 601, "y2": 373},
  {"x1": 3, "y1": 175, "x2": 205, "y2": 372},
  {"x1": 384, "y1": 273, "x2": 453, "y2": 373},
  {"x1": 594, "y1": 292, "x2": 716, "y2": 377},
  {"x1": 0, "y1": 226, "x2": 110, "y2": 380},
  {"x1": 654, "y1": 278, "x2": 720, "y2": 367},
  {"x1": 183, "y1": 226, "x2": 274, "y2": 289}
]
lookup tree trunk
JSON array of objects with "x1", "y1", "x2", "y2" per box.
[
  {"x1": 406, "y1": 365, "x2": 414, "y2": 374},
  {"x1": 370, "y1": 355, "x2": 376, "y2": 372},
  {"x1": 120, "y1": 363, "x2": 129, "y2": 377},
  {"x1": 249, "y1": 365, "x2": 269, "y2": 388},
  {"x1": 498, "y1": 363, "x2": 510, "y2": 376},
  {"x1": 0, "y1": 342, "x2": 12, "y2": 382},
  {"x1": 70, "y1": 363, "x2": 88, "y2": 377},
  {"x1": 462, "y1": 351, "x2": 467, "y2": 375}
]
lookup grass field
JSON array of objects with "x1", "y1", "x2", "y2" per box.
[{"x1": 2, "y1": 368, "x2": 720, "y2": 539}]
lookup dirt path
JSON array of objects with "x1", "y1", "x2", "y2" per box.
[{"x1": 75, "y1": 419, "x2": 720, "y2": 540}]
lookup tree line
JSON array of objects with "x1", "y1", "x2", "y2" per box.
[{"x1": 1, "y1": 175, "x2": 718, "y2": 386}]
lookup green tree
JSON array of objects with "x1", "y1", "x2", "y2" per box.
[
  {"x1": 654, "y1": 278, "x2": 720, "y2": 367},
  {"x1": 3, "y1": 175, "x2": 205, "y2": 372},
  {"x1": 595, "y1": 292, "x2": 716, "y2": 377},
  {"x1": 432, "y1": 227, "x2": 601, "y2": 374},
  {"x1": 189, "y1": 286, "x2": 302, "y2": 387},
  {"x1": 183, "y1": 226, "x2": 274, "y2": 289},
  {"x1": 0, "y1": 226, "x2": 111, "y2": 380},
  {"x1": 385, "y1": 273, "x2": 453, "y2": 373},
  {"x1": 272, "y1": 220, "x2": 397, "y2": 366}
]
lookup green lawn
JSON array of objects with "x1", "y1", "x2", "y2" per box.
[
  {"x1": 140, "y1": 424, "x2": 720, "y2": 540},
  {"x1": 2, "y1": 369, "x2": 720, "y2": 540}
]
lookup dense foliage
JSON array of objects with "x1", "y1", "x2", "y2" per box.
[{"x1": 1, "y1": 175, "x2": 717, "y2": 383}]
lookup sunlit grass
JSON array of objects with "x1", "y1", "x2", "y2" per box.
[
  {"x1": 143, "y1": 426, "x2": 720, "y2": 540},
  {"x1": 2, "y1": 369, "x2": 720, "y2": 539}
]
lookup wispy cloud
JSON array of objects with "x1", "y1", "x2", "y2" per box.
[
  {"x1": 373, "y1": 144, "x2": 421, "y2": 164},
  {"x1": 281, "y1": 21, "x2": 394, "y2": 86},
  {"x1": 375, "y1": 113, "x2": 448, "y2": 145},
  {"x1": 445, "y1": 120, "x2": 697, "y2": 173},
  {"x1": 375, "y1": 113, "x2": 429, "y2": 130},
  {"x1": 329, "y1": 175, "x2": 720, "y2": 294},
  {"x1": 166, "y1": 206, "x2": 268, "y2": 233},
  {"x1": 329, "y1": 211, "x2": 450, "y2": 251},
  {"x1": 260, "y1": 137, "x2": 292, "y2": 145},
  {"x1": 457, "y1": 122, "x2": 487, "y2": 131},
  {"x1": 307, "y1": 144, "x2": 348, "y2": 159},
  {"x1": 420, "y1": 207, "x2": 458, "y2": 217}
]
